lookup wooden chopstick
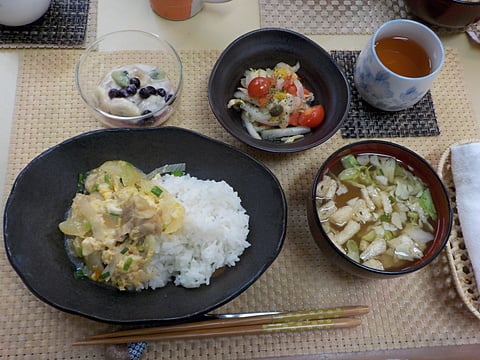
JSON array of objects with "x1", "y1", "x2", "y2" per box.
[
  {"x1": 89, "y1": 305, "x2": 368, "y2": 340},
  {"x1": 74, "y1": 317, "x2": 362, "y2": 345},
  {"x1": 73, "y1": 305, "x2": 368, "y2": 345}
]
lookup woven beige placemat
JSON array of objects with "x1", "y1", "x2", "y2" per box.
[
  {"x1": 259, "y1": 0, "x2": 467, "y2": 35},
  {"x1": 1, "y1": 48, "x2": 480, "y2": 359}
]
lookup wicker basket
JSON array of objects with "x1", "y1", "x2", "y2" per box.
[{"x1": 438, "y1": 140, "x2": 480, "y2": 320}]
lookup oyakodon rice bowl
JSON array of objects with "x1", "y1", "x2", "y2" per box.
[
  {"x1": 147, "y1": 174, "x2": 250, "y2": 289},
  {"x1": 59, "y1": 160, "x2": 251, "y2": 292}
]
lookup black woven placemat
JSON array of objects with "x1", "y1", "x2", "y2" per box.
[
  {"x1": 0, "y1": 0, "x2": 91, "y2": 48},
  {"x1": 331, "y1": 50, "x2": 440, "y2": 138}
]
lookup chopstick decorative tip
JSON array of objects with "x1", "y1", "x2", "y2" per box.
[{"x1": 271, "y1": 305, "x2": 368, "y2": 323}]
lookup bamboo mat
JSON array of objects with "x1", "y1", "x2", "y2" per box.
[{"x1": 1, "y1": 48, "x2": 480, "y2": 359}]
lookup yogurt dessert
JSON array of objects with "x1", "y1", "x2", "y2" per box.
[{"x1": 93, "y1": 64, "x2": 175, "y2": 118}]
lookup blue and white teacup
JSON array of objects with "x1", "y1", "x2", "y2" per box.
[{"x1": 354, "y1": 19, "x2": 445, "y2": 112}]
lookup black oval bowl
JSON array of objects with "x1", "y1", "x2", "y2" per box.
[
  {"x1": 208, "y1": 28, "x2": 350, "y2": 153},
  {"x1": 4, "y1": 127, "x2": 287, "y2": 324},
  {"x1": 306, "y1": 140, "x2": 453, "y2": 279}
]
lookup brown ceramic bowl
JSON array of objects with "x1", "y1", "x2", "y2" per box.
[
  {"x1": 306, "y1": 140, "x2": 453, "y2": 279},
  {"x1": 405, "y1": 0, "x2": 480, "y2": 28}
]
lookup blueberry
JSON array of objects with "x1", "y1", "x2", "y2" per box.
[
  {"x1": 118, "y1": 88, "x2": 130, "y2": 98},
  {"x1": 139, "y1": 86, "x2": 157, "y2": 99},
  {"x1": 165, "y1": 94, "x2": 173, "y2": 103},
  {"x1": 126, "y1": 84, "x2": 137, "y2": 95},
  {"x1": 139, "y1": 87, "x2": 151, "y2": 99},
  {"x1": 157, "y1": 88, "x2": 166, "y2": 97},
  {"x1": 129, "y1": 77, "x2": 140, "y2": 88},
  {"x1": 108, "y1": 89, "x2": 120, "y2": 99},
  {"x1": 141, "y1": 110, "x2": 152, "y2": 115},
  {"x1": 146, "y1": 86, "x2": 157, "y2": 95}
]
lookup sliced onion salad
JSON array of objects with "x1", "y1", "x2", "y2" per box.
[{"x1": 227, "y1": 62, "x2": 325, "y2": 143}]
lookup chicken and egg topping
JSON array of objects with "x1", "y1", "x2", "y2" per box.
[
  {"x1": 316, "y1": 154, "x2": 437, "y2": 271},
  {"x1": 93, "y1": 64, "x2": 175, "y2": 118},
  {"x1": 59, "y1": 160, "x2": 185, "y2": 290}
]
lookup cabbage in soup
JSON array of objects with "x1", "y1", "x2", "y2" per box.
[{"x1": 315, "y1": 154, "x2": 437, "y2": 271}]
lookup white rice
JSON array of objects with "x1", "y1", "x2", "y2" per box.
[{"x1": 145, "y1": 174, "x2": 250, "y2": 289}]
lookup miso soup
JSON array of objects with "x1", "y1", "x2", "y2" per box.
[{"x1": 315, "y1": 153, "x2": 437, "y2": 271}]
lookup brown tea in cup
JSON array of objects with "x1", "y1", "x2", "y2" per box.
[
  {"x1": 375, "y1": 36, "x2": 431, "y2": 78},
  {"x1": 354, "y1": 19, "x2": 444, "y2": 111}
]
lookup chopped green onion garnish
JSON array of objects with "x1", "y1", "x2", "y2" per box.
[
  {"x1": 100, "y1": 271, "x2": 110, "y2": 279},
  {"x1": 78, "y1": 172, "x2": 87, "y2": 186},
  {"x1": 109, "y1": 212, "x2": 121, "y2": 217},
  {"x1": 151, "y1": 186, "x2": 163, "y2": 197},
  {"x1": 120, "y1": 247, "x2": 129, "y2": 254},
  {"x1": 123, "y1": 257, "x2": 133, "y2": 271},
  {"x1": 146, "y1": 163, "x2": 186, "y2": 179},
  {"x1": 77, "y1": 172, "x2": 88, "y2": 193},
  {"x1": 73, "y1": 269, "x2": 86, "y2": 279},
  {"x1": 91, "y1": 183, "x2": 99, "y2": 192}
]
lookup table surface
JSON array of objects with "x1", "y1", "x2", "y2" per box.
[{"x1": 1, "y1": 0, "x2": 480, "y2": 358}]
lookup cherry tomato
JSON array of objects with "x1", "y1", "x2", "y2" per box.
[
  {"x1": 297, "y1": 105, "x2": 325, "y2": 128},
  {"x1": 288, "y1": 112, "x2": 301, "y2": 126},
  {"x1": 283, "y1": 76, "x2": 297, "y2": 96},
  {"x1": 247, "y1": 77, "x2": 272, "y2": 98}
]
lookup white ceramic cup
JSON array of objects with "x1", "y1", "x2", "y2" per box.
[
  {"x1": 0, "y1": 0, "x2": 51, "y2": 26},
  {"x1": 354, "y1": 19, "x2": 445, "y2": 112},
  {"x1": 150, "y1": 0, "x2": 231, "y2": 21}
]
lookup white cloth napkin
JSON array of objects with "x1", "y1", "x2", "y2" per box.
[{"x1": 451, "y1": 142, "x2": 480, "y2": 286}]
